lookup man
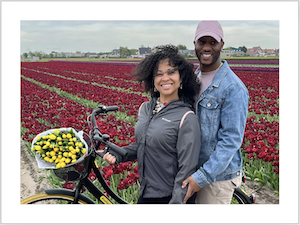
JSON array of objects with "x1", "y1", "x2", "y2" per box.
[{"x1": 182, "y1": 20, "x2": 249, "y2": 204}]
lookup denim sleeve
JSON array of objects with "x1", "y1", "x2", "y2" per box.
[
  {"x1": 192, "y1": 85, "x2": 249, "y2": 188},
  {"x1": 169, "y1": 114, "x2": 201, "y2": 203}
]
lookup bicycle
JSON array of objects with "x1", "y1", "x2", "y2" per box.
[
  {"x1": 21, "y1": 105, "x2": 255, "y2": 204},
  {"x1": 232, "y1": 176, "x2": 256, "y2": 204}
]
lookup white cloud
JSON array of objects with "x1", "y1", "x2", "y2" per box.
[{"x1": 20, "y1": 20, "x2": 279, "y2": 54}]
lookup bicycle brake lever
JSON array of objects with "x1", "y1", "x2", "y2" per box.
[{"x1": 96, "y1": 146, "x2": 108, "y2": 158}]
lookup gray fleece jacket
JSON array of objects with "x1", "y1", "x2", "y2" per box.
[{"x1": 114, "y1": 97, "x2": 201, "y2": 204}]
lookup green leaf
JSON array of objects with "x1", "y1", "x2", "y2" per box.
[{"x1": 53, "y1": 130, "x2": 60, "y2": 136}]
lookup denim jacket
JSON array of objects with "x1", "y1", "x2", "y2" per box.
[{"x1": 192, "y1": 60, "x2": 249, "y2": 188}]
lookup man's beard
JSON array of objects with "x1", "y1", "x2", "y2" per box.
[{"x1": 196, "y1": 46, "x2": 222, "y2": 66}]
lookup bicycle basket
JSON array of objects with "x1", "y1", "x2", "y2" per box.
[
  {"x1": 53, "y1": 156, "x2": 90, "y2": 181},
  {"x1": 53, "y1": 132, "x2": 93, "y2": 181}
]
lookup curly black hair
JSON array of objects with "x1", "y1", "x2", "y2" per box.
[{"x1": 130, "y1": 44, "x2": 200, "y2": 109}]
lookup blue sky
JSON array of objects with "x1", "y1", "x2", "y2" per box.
[{"x1": 20, "y1": 20, "x2": 279, "y2": 54}]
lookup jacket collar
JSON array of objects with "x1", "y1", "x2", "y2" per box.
[
  {"x1": 195, "y1": 59, "x2": 229, "y2": 102},
  {"x1": 150, "y1": 97, "x2": 191, "y2": 111},
  {"x1": 195, "y1": 59, "x2": 228, "y2": 88},
  {"x1": 210, "y1": 59, "x2": 228, "y2": 88}
]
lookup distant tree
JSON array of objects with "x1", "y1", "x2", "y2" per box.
[
  {"x1": 50, "y1": 51, "x2": 59, "y2": 58},
  {"x1": 28, "y1": 51, "x2": 34, "y2": 57},
  {"x1": 23, "y1": 52, "x2": 28, "y2": 58},
  {"x1": 239, "y1": 46, "x2": 247, "y2": 53},
  {"x1": 119, "y1": 46, "x2": 131, "y2": 58},
  {"x1": 177, "y1": 44, "x2": 187, "y2": 50},
  {"x1": 130, "y1": 49, "x2": 137, "y2": 55},
  {"x1": 34, "y1": 51, "x2": 43, "y2": 59}
]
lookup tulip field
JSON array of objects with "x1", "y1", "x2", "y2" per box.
[{"x1": 21, "y1": 58, "x2": 279, "y2": 203}]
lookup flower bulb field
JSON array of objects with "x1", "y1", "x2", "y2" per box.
[{"x1": 21, "y1": 58, "x2": 279, "y2": 203}]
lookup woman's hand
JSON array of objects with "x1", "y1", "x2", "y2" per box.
[{"x1": 102, "y1": 152, "x2": 116, "y2": 164}]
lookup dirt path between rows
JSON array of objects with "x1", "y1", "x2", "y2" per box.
[
  {"x1": 20, "y1": 138, "x2": 279, "y2": 204},
  {"x1": 20, "y1": 139, "x2": 53, "y2": 201}
]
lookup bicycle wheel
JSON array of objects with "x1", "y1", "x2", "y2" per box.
[
  {"x1": 21, "y1": 189, "x2": 95, "y2": 204},
  {"x1": 232, "y1": 187, "x2": 253, "y2": 204}
]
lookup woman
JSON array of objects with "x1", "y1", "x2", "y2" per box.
[{"x1": 100, "y1": 45, "x2": 201, "y2": 204}]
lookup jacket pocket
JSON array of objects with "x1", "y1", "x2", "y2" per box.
[
  {"x1": 198, "y1": 98, "x2": 220, "y2": 125},
  {"x1": 199, "y1": 98, "x2": 219, "y2": 109}
]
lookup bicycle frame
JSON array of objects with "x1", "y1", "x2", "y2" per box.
[{"x1": 76, "y1": 151, "x2": 128, "y2": 204}]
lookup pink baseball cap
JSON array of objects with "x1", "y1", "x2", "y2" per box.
[{"x1": 194, "y1": 20, "x2": 223, "y2": 42}]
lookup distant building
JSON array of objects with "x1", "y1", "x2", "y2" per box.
[
  {"x1": 130, "y1": 54, "x2": 140, "y2": 58},
  {"x1": 246, "y1": 46, "x2": 264, "y2": 57},
  {"x1": 179, "y1": 49, "x2": 195, "y2": 57},
  {"x1": 86, "y1": 52, "x2": 99, "y2": 58},
  {"x1": 110, "y1": 49, "x2": 120, "y2": 57},
  {"x1": 221, "y1": 49, "x2": 245, "y2": 58},
  {"x1": 246, "y1": 46, "x2": 279, "y2": 57},
  {"x1": 138, "y1": 47, "x2": 151, "y2": 58},
  {"x1": 99, "y1": 54, "x2": 108, "y2": 58},
  {"x1": 263, "y1": 49, "x2": 277, "y2": 57},
  {"x1": 275, "y1": 49, "x2": 279, "y2": 57},
  {"x1": 26, "y1": 56, "x2": 40, "y2": 62},
  {"x1": 64, "y1": 52, "x2": 85, "y2": 58}
]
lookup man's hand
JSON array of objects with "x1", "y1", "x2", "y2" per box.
[{"x1": 182, "y1": 176, "x2": 201, "y2": 203}]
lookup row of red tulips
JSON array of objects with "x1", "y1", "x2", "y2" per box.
[
  {"x1": 22, "y1": 63, "x2": 142, "y2": 92},
  {"x1": 21, "y1": 64, "x2": 148, "y2": 117},
  {"x1": 235, "y1": 70, "x2": 279, "y2": 117},
  {"x1": 22, "y1": 61, "x2": 137, "y2": 81}
]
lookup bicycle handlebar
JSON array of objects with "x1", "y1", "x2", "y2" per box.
[{"x1": 91, "y1": 105, "x2": 127, "y2": 157}]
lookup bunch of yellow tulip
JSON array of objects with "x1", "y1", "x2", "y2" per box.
[{"x1": 32, "y1": 129, "x2": 87, "y2": 168}]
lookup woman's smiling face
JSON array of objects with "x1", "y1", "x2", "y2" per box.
[{"x1": 154, "y1": 59, "x2": 182, "y2": 103}]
